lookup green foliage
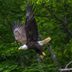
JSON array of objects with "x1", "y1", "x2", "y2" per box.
[{"x1": 0, "y1": 0, "x2": 72, "y2": 72}]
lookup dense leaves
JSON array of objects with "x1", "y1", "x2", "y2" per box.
[{"x1": 0, "y1": 0, "x2": 72, "y2": 72}]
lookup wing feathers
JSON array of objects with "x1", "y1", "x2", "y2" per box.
[
  {"x1": 25, "y1": 5, "x2": 38, "y2": 42},
  {"x1": 13, "y1": 21, "x2": 27, "y2": 44}
]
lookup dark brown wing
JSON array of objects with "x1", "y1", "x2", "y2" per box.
[
  {"x1": 25, "y1": 5, "x2": 38, "y2": 43},
  {"x1": 24, "y1": 5, "x2": 44, "y2": 56},
  {"x1": 13, "y1": 21, "x2": 27, "y2": 44}
]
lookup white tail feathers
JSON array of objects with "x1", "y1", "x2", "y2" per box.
[{"x1": 38, "y1": 37, "x2": 51, "y2": 46}]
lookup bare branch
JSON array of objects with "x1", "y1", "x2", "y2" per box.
[
  {"x1": 59, "y1": 68, "x2": 72, "y2": 71},
  {"x1": 59, "y1": 61, "x2": 72, "y2": 72},
  {"x1": 65, "y1": 61, "x2": 72, "y2": 68}
]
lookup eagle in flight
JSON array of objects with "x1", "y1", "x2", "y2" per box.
[{"x1": 13, "y1": 5, "x2": 51, "y2": 59}]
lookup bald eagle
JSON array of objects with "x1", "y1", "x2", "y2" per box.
[{"x1": 13, "y1": 5, "x2": 51, "y2": 59}]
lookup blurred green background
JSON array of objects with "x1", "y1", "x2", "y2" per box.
[{"x1": 0, "y1": 0, "x2": 72, "y2": 72}]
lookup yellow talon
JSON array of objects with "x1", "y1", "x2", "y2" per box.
[
  {"x1": 42, "y1": 52, "x2": 46, "y2": 56},
  {"x1": 40, "y1": 55, "x2": 44, "y2": 59},
  {"x1": 39, "y1": 52, "x2": 46, "y2": 59}
]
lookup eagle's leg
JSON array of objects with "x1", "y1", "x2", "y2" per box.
[
  {"x1": 32, "y1": 42, "x2": 46, "y2": 60},
  {"x1": 36, "y1": 51, "x2": 46, "y2": 62}
]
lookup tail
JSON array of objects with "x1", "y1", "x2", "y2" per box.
[{"x1": 38, "y1": 37, "x2": 51, "y2": 46}]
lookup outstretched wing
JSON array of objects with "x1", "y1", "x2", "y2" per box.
[
  {"x1": 25, "y1": 5, "x2": 38, "y2": 43},
  {"x1": 12, "y1": 5, "x2": 38, "y2": 45},
  {"x1": 12, "y1": 21, "x2": 27, "y2": 44}
]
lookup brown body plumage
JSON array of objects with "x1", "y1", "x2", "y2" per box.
[{"x1": 13, "y1": 5, "x2": 45, "y2": 59}]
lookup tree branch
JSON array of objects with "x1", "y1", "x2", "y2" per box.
[
  {"x1": 59, "y1": 61, "x2": 72, "y2": 72},
  {"x1": 59, "y1": 68, "x2": 72, "y2": 71}
]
